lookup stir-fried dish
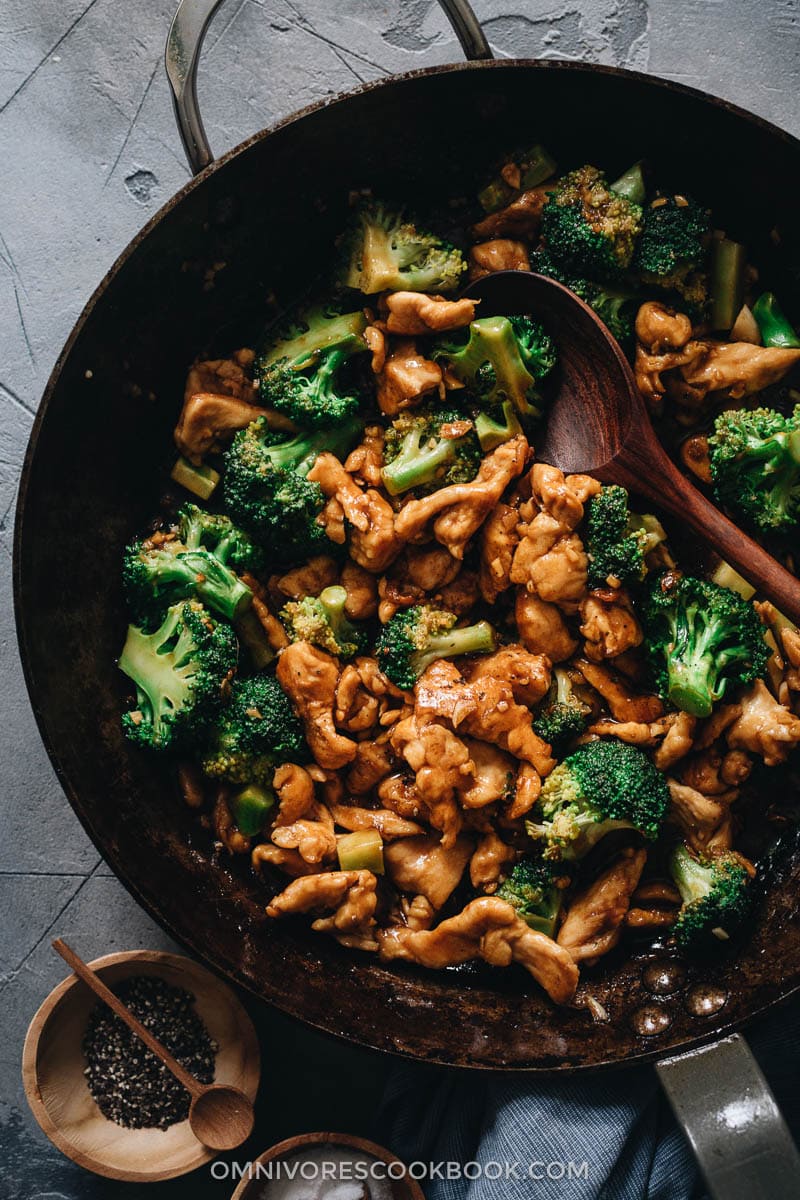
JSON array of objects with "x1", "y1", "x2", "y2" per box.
[{"x1": 118, "y1": 147, "x2": 800, "y2": 1008}]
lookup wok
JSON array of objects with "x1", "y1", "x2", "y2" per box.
[{"x1": 13, "y1": 0, "x2": 800, "y2": 1193}]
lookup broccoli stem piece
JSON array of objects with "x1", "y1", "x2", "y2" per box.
[
  {"x1": 710, "y1": 238, "x2": 745, "y2": 331},
  {"x1": 375, "y1": 605, "x2": 497, "y2": 689},
  {"x1": 170, "y1": 457, "x2": 220, "y2": 500},
  {"x1": 752, "y1": 292, "x2": 800, "y2": 349},
  {"x1": 473, "y1": 400, "x2": 524, "y2": 452},
  {"x1": 231, "y1": 784, "x2": 275, "y2": 836},
  {"x1": 337, "y1": 829, "x2": 385, "y2": 874},
  {"x1": 610, "y1": 161, "x2": 646, "y2": 206}
]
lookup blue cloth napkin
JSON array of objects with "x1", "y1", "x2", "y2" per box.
[{"x1": 375, "y1": 998, "x2": 800, "y2": 1200}]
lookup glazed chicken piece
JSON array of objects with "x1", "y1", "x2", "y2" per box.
[
  {"x1": 378, "y1": 773, "x2": 424, "y2": 821},
  {"x1": 468, "y1": 645, "x2": 551, "y2": 707},
  {"x1": 251, "y1": 843, "x2": 319, "y2": 879},
  {"x1": 390, "y1": 713, "x2": 474, "y2": 846},
  {"x1": 515, "y1": 591, "x2": 578, "y2": 662},
  {"x1": 335, "y1": 665, "x2": 380, "y2": 733},
  {"x1": 266, "y1": 870, "x2": 379, "y2": 951},
  {"x1": 575, "y1": 658, "x2": 664, "y2": 723},
  {"x1": 557, "y1": 848, "x2": 647, "y2": 965},
  {"x1": 667, "y1": 779, "x2": 734, "y2": 855},
  {"x1": 394, "y1": 435, "x2": 529, "y2": 559},
  {"x1": 307, "y1": 454, "x2": 400, "y2": 572},
  {"x1": 378, "y1": 896, "x2": 579, "y2": 1005},
  {"x1": 508, "y1": 762, "x2": 542, "y2": 820},
  {"x1": 383, "y1": 833, "x2": 474, "y2": 909},
  {"x1": 726, "y1": 679, "x2": 800, "y2": 766},
  {"x1": 469, "y1": 239, "x2": 531, "y2": 281},
  {"x1": 271, "y1": 804, "x2": 337, "y2": 865},
  {"x1": 378, "y1": 545, "x2": 462, "y2": 620},
  {"x1": 479, "y1": 502, "x2": 520, "y2": 603},
  {"x1": 374, "y1": 338, "x2": 443, "y2": 416},
  {"x1": 381, "y1": 291, "x2": 477, "y2": 335},
  {"x1": 530, "y1": 464, "x2": 601, "y2": 528},
  {"x1": 469, "y1": 831, "x2": 516, "y2": 893},
  {"x1": 634, "y1": 301, "x2": 800, "y2": 412},
  {"x1": 340, "y1": 561, "x2": 379, "y2": 620},
  {"x1": 344, "y1": 424, "x2": 385, "y2": 488},
  {"x1": 239, "y1": 572, "x2": 290, "y2": 651},
  {"x1": 174, "y1": 393, "x2": 272, "y2": 464},
  {"x1": 276, "y1": 642, "x2": 357, "y2": 770},
  {"x1": 510, "y1": 466, "x2": 599, "y2": 610},
  {"x1": 471, "y1": 185, "x2": 550, "y2": 241},
  {"x1": 346, "y1": 739, "x2": 395, "y2": 795},
  {"x1": 272, "y1": 762, "x2": 316, "y2": 826},
  {"x1": 184, "y1": 349, "x2": 256, "y2": 404},
  {"x1": 329, "y1": 804, "x2": 423, "y2": 840},
  {"x1": 588, "y1": 713, "x2": 696, "y2": 769},
  {"x1": 580, "y1": 590, "x2": 644, "y2": 661},
  {"x1": 437, "y1": 569, "x2": 481, "y2": 617},
  {"x1": 414, "y1": 660, "x2": 556, "y2": 775},
  {"x1": 458, "y1": 739, "x2": 517, "y2": 809},
  {"x1": 275, "y1": 556, "x2": 338, "y2": 601},
  {"x1": 654, "y1": 712, "x2": 697, "y2": 770}
]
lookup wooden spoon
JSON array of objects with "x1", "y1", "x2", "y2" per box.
[
  {"x1": 464, "y1": 270, "x2": 800, "y2": 626},
  {"x1": 52, "y1": 938, "x2": 255, "y2": 1151}
]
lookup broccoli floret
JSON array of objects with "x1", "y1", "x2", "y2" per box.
[
  {"x1": 122, "y1": 534, "x2": 252, "y2": 629},
  {"x1": 632, "y1": 195, "x2": 710, "y2": 307},
  {"x1": 178, "y1": 503, "x2": 264, "y2": 573},
  {"x1": 669, "y1": 844, "x2": 752, "y2": 949},
  {"x1": 381, "y1": 405, "x2": 481, "y2": 496},
  {"x1": 342, "y1": 200, "x2": 466, "y2": 294},
  {"x1": 223, "y1": 415, "x2": 362, "y2": 559},
  {"x1": 202, "y1": 672, "x2": 307, "y2": 784},
  {"x1": 375, "y1": 605, "x2": 496, "y2": 690},
  {"x1": 585, "y1": 485, "x2": 666, "y2": 587},
  {"x1": 119, "y1": 600, "x2": 237, "y2": 751},
  {"x1": 527, "y1": 739, "x2": 669, "y2": 862},
  {"x1": 533, "y1": 668, "x2": 590, "y2": 753},
  {"x1": 432, "y1": 315, "x2": 556, "y2": 426},
  {"x1": 496, "y1": 857, "x2": 566, "y2": 938},
  {"x1": 540, "y1": 165, "x2": 643, "y2": 280},
  {"x1": 531, "y1": 248, "x2": 639, "y2": 347},
  {"x1": 256, "y1": 306, "x2": 368, "y2": 428},
  {"x1": 709, "y1": 405, "x2": 800, "y2": 532},
  {"x1": 640, "y1": 573, "x2": 769, "y2": 719},
  {"x1": 281, "y1": 585, "x2": 367, "y2": 660}
]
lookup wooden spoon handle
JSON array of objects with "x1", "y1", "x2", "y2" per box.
[
  {"x1": 605, "y1": 446, "x2": 800, "y2": 626},
  {"x1": 52, "y1": 938, "x2": 201, "y2": 1098}
]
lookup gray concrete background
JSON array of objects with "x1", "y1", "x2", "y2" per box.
[{"x1": 1, "y1": 2, "x2": 798, "y2": 1197}]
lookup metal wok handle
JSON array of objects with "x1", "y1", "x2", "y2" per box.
[
  {"x1": 657, "y1": 1033, "x2": 800, "y2": 1199},
  {"x1": 165, "y1": 0, "x2": 493, "y2": 174}
]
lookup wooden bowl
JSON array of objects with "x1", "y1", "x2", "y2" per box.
[
  {"x1": 230, "y1": 1132, "x2": 425, "y2": 1200},
  {"x1": 22, "y1": 949, "x2": 260, "y2": 1182}
]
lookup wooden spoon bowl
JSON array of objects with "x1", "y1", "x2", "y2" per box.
[
  {"x1": 22, "y1": 949, "x2": 260, "y2": 1182},
  {"x1": 465, "y1": 270, "x2": 800, "y2": 625}
]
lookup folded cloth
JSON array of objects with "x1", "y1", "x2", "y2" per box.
[{"x1": 375, "y1": 997, "x2": 800, "y2": 1200}]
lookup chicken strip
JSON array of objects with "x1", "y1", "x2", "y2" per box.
[
  {"x1": 344, "y1": 424, "x2": 385, "y2": 488},
  {"x1": 276, "y1": 642, "x2": 357, "y2": 770},
  {"x1": 415, "y1": 660, "x2": 556, "y2": 775},
  {"x1": 470, "y1": 831, "x2": 516, "y2": 893},
  {"x1": 382, "y1": 292, "x2": 477, "y2": 335},
  {"x1": 468, "y1": 645, "x2": 551, "y2": 707},
  {"x1": 375, "y1": 338, "x2": 443, "y2": 415},
  {"x1": 340, "y1": 561, "x2": 379, "y2": 620},
  {"x1": 471, "y1": 185, "x2": 550, "y2": 240},
  {"x1": 273, "y1": 762, "x2": 316, "y2": 826},
  {"x1": 266, "y1": 870, "x2": 379, "y2": 950},
  {"x1": 479, "y1": 502, "x2": 520, "y2": 603},
  {"x1": 307, "y1": 453, "x2": 401, "y2": 572},
  {"x1": 378, "y1": 896, "x2": 579, "y2": 1005},
  {"x1": 390, "y1": 713, "x2": 474, "y2": 846},
  {"x1": 394, "y1": 435, "x2": 529, "y2": 559},
  {"x1": 508, "y1": 762, "x2": 542, "y2": 820},
  {"x1": 575, "y1": 659, "x2": 664, "y2": 723},
  {"x1": 329, "y1": 804, "x2": 423, "y2": 840},
  {"x1": 384, "y1": 834, "x2": 474, "y2": 909},
  {"x1": 469, "y1": 239, "x2": 531, "y2": 280},
  {"x1": 276, "y1": 556, "x2": 338, "y2": 601},
  {"x1": 251, "y1": 843, "x2": 319, "y2": 878},
  {"x1": 726, "y1": 679, "x2": 800, "y2": 766},
  {"x1": 580, "y1": 590, "x2": 643, "y2": 661},
  {"x1": 174, "y1": 393, "x2": 273, "y2": 464},
  {"x1": 271, "y1": 809, "x2": 338, "y2": 865},
  {"x1": 667, "y1": 779, "x2": 733, "y2": 855},
  {"x1": 346, "y1": 739, "x2": 395, "y2": 795},
  {"x1": 557, "y1": 848, "x2": 647, "y2": 965},
  {"x1": 515, "y1": 592, "x2": 578, "y2": 662},
  {"x1": 458, "y1": 739, "x2": 516, "y2": 809}
]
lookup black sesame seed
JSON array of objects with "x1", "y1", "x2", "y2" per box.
[{"x1": 82, "y1": 975, "x2": 217, "y2": 1129}]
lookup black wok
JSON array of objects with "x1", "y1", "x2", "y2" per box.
[{"x1": 13, "y1": 2, "x2": 800, "y2": 1194}]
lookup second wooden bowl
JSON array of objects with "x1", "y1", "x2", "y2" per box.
[
  {"x1": 22, "y1": 948, "x2": 260, "y2": 1182},
  {"x1": 230, "y1": 1132, "x2": 425, "y2": 1199}
]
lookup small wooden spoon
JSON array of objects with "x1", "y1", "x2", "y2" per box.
[
  {"x1": 464, "y1": 270, "x2": 800, "y2": 625},
  {"x1": 52, "y1": 938, "x2": 255, "y2": 1151}
]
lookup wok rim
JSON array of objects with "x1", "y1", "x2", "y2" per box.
[{"x1": 13, "y1": 57, "x2": 800, "y2": 1071}]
